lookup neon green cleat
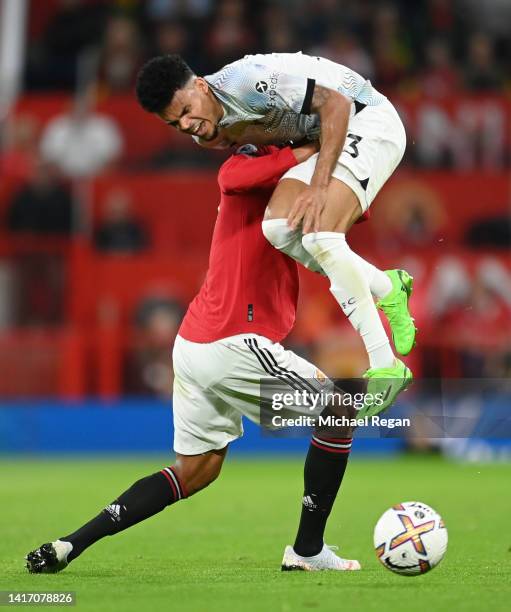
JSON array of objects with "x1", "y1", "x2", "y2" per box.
[
  {"x1": 359, "y1": 358, "x2": 413, "y2": 419},
  {"x1": 377, "y1": 269, "x2": 417, "y2": 356}
]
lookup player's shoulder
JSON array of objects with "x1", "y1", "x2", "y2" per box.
[{"x1": 205, "y1": 52, "x2": 307, "y2": 85}]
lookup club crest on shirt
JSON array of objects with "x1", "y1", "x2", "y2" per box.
[{"x1": 314, "y1": 369, "x2": 327, "y2": 384}]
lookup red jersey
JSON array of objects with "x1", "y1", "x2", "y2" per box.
[{"x1": 179, "y1": 146, "x2": 299, "y2": 343}]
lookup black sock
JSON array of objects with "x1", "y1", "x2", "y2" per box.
[
  {"x1": 293, "y1": 435, "x2": 352, "y2": 557},
  {"x1": 61, "y1": 467, "x2": 187, "y2": 562}
]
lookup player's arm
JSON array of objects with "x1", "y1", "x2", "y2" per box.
[
  {"x1": 288, "y1": 84, "x2": 351, "y2": 233},
  {"x1": 219, "y1": 143, "x2": 318, "y2": 194}
]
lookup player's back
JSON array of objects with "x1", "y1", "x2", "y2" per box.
[
  {"x1": 226, "y1": 51, "x2": 386, "y2": 107},
  {"x1": 178, "y1": 145, "x2": 300, "y2": 344}
]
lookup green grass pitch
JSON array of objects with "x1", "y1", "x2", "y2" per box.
[{"x1": 1, "y1": 455, "x2": 510, "y2": 612}]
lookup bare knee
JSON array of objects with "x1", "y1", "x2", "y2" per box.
[{"x1": 172, "y1": 447, "x2": 227, "y2": 496}]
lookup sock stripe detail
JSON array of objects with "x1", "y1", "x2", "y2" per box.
[
  {"x1": 160, "y1": 467, "x2": 188, "y2": 500},
  {"x1": 160, "y1": 469, "x2": 179, "y2": 499},
  {"x1": 311, "y1": 435, "x2": 352, "y2": 453},
  {"x1": 314, "y1": 436, "x2": 353, "y2": 444},
  {"x1": 311, "y1": 439, "x2": 351, "y2": 453},
  {"x1": 167, "y1": 466, "x2": 188, "y2": 499}
]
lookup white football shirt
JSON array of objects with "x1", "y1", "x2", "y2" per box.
[{"x1": 203, "y1": 52, "x2": 387, "y2": 143}]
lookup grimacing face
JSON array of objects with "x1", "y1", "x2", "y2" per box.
[{"x1": 158, "y1": 77, "x2": 223, "y2": 141}]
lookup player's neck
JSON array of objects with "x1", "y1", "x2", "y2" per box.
[{"x1": 209, "y1": 90, "x2": 224, "y2": 122}]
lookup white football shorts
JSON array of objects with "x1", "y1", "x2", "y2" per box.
[
  {"x1": 281, "y1": 98, "x2": 406, "y2": 212},
  {"x1": 172, "y1": 333, "x2": 331, "y2": 455}
]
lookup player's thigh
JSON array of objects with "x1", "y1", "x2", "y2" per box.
[
  {"x1": 173, "y1": 336, "x2": 244, "y2": 456},
  {"x1": 317, "y1": 178, "x2": 362, "y2": 234},
  {"x1": 334, "y1": 101, "x2": 406, "y2": 215},
  {"x1": 264, "y1": 177, "x2": 307, "y2": 220},
  {"x1": 212, "y1": 334, "x2": 329, "y2": 423}
]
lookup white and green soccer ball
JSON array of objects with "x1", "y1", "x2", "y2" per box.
[{"x1": 373, "y1": 501, "x2": 448, "y2": 575}]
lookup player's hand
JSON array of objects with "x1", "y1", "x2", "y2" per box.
[{"x1": 288, "y1": 184, "x2": 328, "y2": 234}]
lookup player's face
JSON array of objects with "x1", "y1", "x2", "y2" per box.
[{"x1": 158, "y1": 78, "x2": 222, "y2": 141}]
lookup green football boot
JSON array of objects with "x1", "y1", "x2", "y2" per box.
[
  {"x1": 358, "y1": 358, "x2": 413, "y2": 419},
  {"x1": 377, "y1": 269, "x2": 417, "y2": 356}
]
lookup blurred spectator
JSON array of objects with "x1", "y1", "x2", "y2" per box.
[
  {"x1": 371, "y1": 3, "x2": 412, "y2": 89},
  {"x1": 263, "y1": 25, "x2": 297, "y2": 55},
  {"x1": 126, "y1": 295, "x2": 185, "y2": 396},
  {"x1": 151, "y1": 21, "x2": 189, "y2": 57},
  {"x1": 205, "y1": 0, "x2": 254, "y2": 69},
  {"x1": 420, "y1": 39, "x2": 460, "y2": 98},
  {"x1": 465, "y1": 216, "x2": 511, "y2": 249},
  {"x1": 11, "y1": 253, "x2": 67, "y2": 326},
  {"x1": 97, "y1": 16, "x2": 143, "y2": 95},
  {"x1": 40, "y1": 91, "x2": 123, "y2": 179},
  {"x1": 260, "y1": 4, "x2": 297, "y2": 54},
  {"x1": 0, "y1": 116, "x2": 39, "y2": 186},
  {"x1": 461, "y1": 0, "x2": 511, "y2": 39},
  {"x1": 7, "y1": 160, "x2": 72, "y2": 235},
  {"x1": 145, "y1": 0, "x2": 212, "y2": 21},
  {"x1": 94, "y1": 188, "x2": 149, "y2": 253},
  {"x1": 22, "y1": 0, "x2": 510, "y2": 96},
  {"x1": 25, "y1": 0, "x2": 107, "y2": 90},
  {"x1": 300, "y1": 0, "x2": 346, "y2": 47},
  {"x1": 310, "y1": 27, "x2": 374, "y2": 80},
  {"x1": 464, "y1": 33, "x2": 504, "y2": 92}
]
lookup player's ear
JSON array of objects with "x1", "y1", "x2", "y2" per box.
[{"x1": 195, "y1": 77, "x2": 209, "y2": 94}]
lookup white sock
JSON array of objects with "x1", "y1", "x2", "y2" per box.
[
  {"x1": 261, "y1": 219, "x2": 392, "y2": 299},
  {"x1": 261, "y1": 218, "x2": 324, "y2": 274},
  {"x1": 302, "y1": 231, "x2": 395, "y2": 369},
  {"x1": 349, "y1": 251, "x2": 392, "y2": 300}
]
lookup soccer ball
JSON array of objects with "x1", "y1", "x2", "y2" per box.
[{"x1": 373, "y1": 501, "x2": 448, "y2": 575}]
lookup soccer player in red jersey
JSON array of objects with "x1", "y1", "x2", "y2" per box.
[{"x1": 26, "y1": 144, "x2": 360, "y2": 573}]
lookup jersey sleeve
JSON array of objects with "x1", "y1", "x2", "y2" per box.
[
  {"x1": 212, "y1": 60, "x2": 316, "y2": 116},
  {"x1": 218, "y1": 146, "x2": 297, "y2": 194}
]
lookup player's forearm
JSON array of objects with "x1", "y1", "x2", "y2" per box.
[{"x1": 310, "y1": 89, "x2": 351, "y2": 189}]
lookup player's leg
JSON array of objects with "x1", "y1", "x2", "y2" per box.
[
  {"x1": 266, "y1": 104, "x2": 416, "y2": 362},
  {"x1": 212, "y1": 334, "x2": 360, "y2": 570},
  {"x1": 282, "y1": 432, "x2": 360, "y2": 571},
  {"x1": 25, "y1": 449, "x2": 227, "y2": 573},
  {"x1": 302, "y1": 177, "x2": 395, "y2": 368},
  {"x1": 263, "y1": 176, "x2": 396, "y2": 302},
  {"x1": 300, "y1": 176, "x2": 413, "y2": 411},
  {"x1": 26, "y1": 336, "x2": 238, "y2": 574},
  {"x1": 262, "y1": 178, "x2": 324, "y2": 275}
]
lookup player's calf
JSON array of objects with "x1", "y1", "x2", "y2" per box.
[{"x1": 26, "y1": 449, "x2": 226, "y2": 573}]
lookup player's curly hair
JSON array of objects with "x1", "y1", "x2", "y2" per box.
[{"x1": 135, "y1": 55, "x2": 195, "y2": 114}]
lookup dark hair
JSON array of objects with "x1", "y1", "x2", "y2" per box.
[{"x1": 135, "y1": 55, "x2": 195, "y2": 114}]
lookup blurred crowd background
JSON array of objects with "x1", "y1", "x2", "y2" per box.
[{"x1": 0, "y1": 0, "x2": 510, "y2": 400}]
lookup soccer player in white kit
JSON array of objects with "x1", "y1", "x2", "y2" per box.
[{"x1": 135, "y1": 52, "x2": 416, "y2": 413}]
